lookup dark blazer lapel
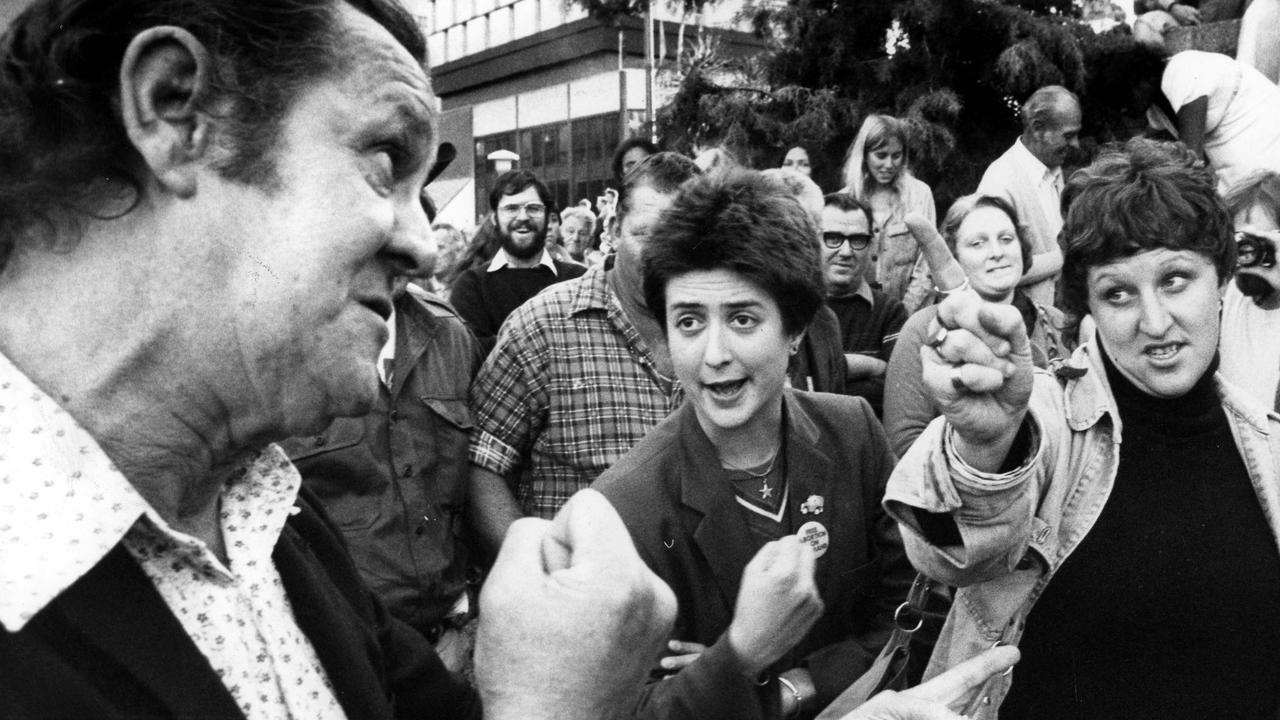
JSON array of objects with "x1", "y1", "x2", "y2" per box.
[
  {"x1": 391, "y1": 294, "x2": 438, "y2": 397},
  {"x1": 781, "y1": 391, "x2": 845, "y2": 593},
  {"x1": 274, "y1": 520, "x2": 391, "y2": 720},
  {"x1": 50, "y1": 544, "x2": 242, "y2": 718},
  {"x1": 678, "y1": 403, "x2": 761, "y2": 609}
]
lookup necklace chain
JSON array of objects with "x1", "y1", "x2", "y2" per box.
[{"x1": 720, "y1": 443, "x2": 782, "y2": 479}]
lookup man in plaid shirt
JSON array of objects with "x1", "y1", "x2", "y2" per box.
[{"x1": 468, "y1": 153, "x2": 700, "y2": 548}]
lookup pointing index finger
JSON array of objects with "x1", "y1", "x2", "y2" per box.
[{"x1": 906, "y1": 646, "x2": 1021, "y2": 708}]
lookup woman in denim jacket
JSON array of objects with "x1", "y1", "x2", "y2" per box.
[{"x1": 884, "y1": 139, "x2": 1280, "y2": 719}]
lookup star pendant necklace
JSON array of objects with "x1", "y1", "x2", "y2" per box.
[{"x1": 722, "y1": 444, "x2": 783, "y2": 501}]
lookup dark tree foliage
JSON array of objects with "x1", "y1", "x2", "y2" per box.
[{"x1": 586, "y1": 0, "x2": 1151, "y2": 214}]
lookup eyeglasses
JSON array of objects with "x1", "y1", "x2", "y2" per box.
[
  {"x1": 498, "y1": 202, "x2": 547, "y2": 218},
  {"x1": 822, "y1": 232, "x2": 872, "y2": 250}
]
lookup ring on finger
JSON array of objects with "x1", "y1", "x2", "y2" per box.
[
  {"x1": 926, "y1": 325, "x2": 949, "y2": 349},
  {"x1": 950, "y1": 368, "x2": 966, "y2": 391}
]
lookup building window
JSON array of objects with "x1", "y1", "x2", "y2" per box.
[
  {"x1": 428, "y1": 33, "x2": 446, "y2": 66},
  {"x1": 465, "y1": 17, "x2": 486, "y2": 54},
  {"x1": 490, "y1": 5, "x2": 513, "y2": 47},
  {"x1": 475, "y1": 113, "x2": 621, "y2": 222},
  {"x1": 446, "y1": 26, "x2": 464, "y2": 61},
  {"x1": 512, "y1": 0, "x2": 537, "y2": 38},
  {"x1": 435, "y1": 0, "x2": 453, "y2": 30}
]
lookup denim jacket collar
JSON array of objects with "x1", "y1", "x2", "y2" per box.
[{"x1": 1059, "y1": 328, "x2": 1121, "y2": 436}]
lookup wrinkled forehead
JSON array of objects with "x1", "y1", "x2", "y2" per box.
[
  {"x1": 822, "y1": 206, "x2": 870, "y2": 233},
  {"x1": 1047, "y1": 102, "x2": 1082, "y2": 132},
  {"x1": 959, "y1": 205, "x2": 1016, "y2": 237},
  {"x1": 330, "y1": 6, "x2": 435, "y2": 124}
]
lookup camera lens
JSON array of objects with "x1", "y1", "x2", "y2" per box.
[{"x1": 1237, "y1": 232, "x2": 1263, "y2": 268}]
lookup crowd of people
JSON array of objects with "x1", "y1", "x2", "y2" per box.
[{"x1": 4, "y1": 1, "x2": 1280, "y2": 719}]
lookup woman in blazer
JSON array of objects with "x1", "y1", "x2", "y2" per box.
[{"x1": 595, "y1": 168, "x2": 914, "y2": 720}]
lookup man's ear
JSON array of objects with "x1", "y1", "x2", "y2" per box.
[{"x1": 118, "y1": 27, "x2": 214, "y2": 199}]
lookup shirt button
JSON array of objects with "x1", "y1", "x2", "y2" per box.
[
  {"x1": 402, "y1": 464, "x2": 413, "y2": 477},
  {"x1": 313, "y1": 435, "x2": 327, "y2": 447},
  {"x1": 389, "y1": 409, "x2": 399, "y2": 422}
]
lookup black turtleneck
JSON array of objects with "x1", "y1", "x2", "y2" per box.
[{"x1": 1001, "y1": 347, "x2": 1280, "y2": 720}]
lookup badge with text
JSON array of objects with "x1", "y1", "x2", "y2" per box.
[
  {"x1": 800, "y1": 494, "x2": 824, "y2": 515},
  {"x1": 797, "y1": 521, "x2": 829, "y2": 557}
]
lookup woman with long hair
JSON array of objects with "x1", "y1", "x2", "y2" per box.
[{"x1": 841, "y1": 115, "x2": 936, "y2": 314}]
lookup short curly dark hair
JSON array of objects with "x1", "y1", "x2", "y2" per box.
[
  {"x1": 611, "y1": 137, "x2": 661, "y2": 184},
  {"x1": 0, "y1": 0, "x2": 425, "y2": 269},
  {"x1": 488, "y1": 169, "x2": 554, "y2": 215},
  {"x1": 1059, "y1": 138, "x2": 1234, "y2": 320},
  {"x1": 642, "y1": 168, "x2": 824, "y2": 338}
]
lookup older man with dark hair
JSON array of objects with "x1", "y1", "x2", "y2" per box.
[
  {"x1": 821, "y1": 192, "x2": 908, "y2": 415},
  {"x1": 977, "y1": 85, "x2": 1081, "y2": 308},
  {"x1": 0, "y1": 2, "x2": 677, "y2": 718}
]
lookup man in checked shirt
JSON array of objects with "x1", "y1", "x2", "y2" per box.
[{"x1": 468, "y1": 152, "x2": 701, "y2": 550}]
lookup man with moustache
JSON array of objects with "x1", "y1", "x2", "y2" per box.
[
  {"x1": 450, "y1": 170, "x2": 585, "y2": 352},
  {"x1": 977, "y1": 85, "x2": 1082, "y2": 308},
  {"x1": 822, "y1": 193, "x2": 908, "y2": 416}
]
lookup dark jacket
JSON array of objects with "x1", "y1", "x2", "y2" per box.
[
  {"x1": 282, "y1": 288, "x2": 484, "y2": 634},
  {"x1": 595, "y1": 390, "x2": 913, "y2": 720},
  {"x1": 449, "y1": 256, "x2": 586, "y2": 354},
  {"x1": 0, "y1": 485, "x2": 481, "y2": 720},
  {"x1": 792, "y1": 304, "x2": 847, "y2": 395}
]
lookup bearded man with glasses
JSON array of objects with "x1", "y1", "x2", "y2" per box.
[{"x1": 821, "y1": 192, "x2": 908, "y2": 416}]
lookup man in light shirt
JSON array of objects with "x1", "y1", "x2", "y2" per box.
[{"x1": 977, "y1": 85, "x2": 1081, "y2": 308}]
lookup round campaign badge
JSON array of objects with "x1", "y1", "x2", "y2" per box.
[{"x1": 797, "y1": 521, "x2": 829, "y2": 557}]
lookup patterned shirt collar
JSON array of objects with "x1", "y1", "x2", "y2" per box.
[
  {"x1": 570, "y1": 263, "x2": 613, "y2": 316},
  {"x1": 0, "y1": 350, "x2": 299, "y2": 632},
  {"x1": 487, "y1": 247, "x2": 558, "y2": 274},
  {"x1": 0, "y1": 351, "x2": 152, "y2": 631}
]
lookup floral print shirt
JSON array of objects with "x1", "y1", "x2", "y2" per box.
[{"x1": 0, "y1": 351, "x2": 345, "y2": 720}]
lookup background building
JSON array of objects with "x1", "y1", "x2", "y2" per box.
[{"x1": 404, "y1": 0, "x2": 761, "y2": 225}]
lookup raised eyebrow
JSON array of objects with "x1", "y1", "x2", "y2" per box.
[
  {"x1": 392, "y1": 103, "x2": 434, "y2": 145},
  {"x1": 668, "y1": 301, "x2": 707, "y2": 313}
]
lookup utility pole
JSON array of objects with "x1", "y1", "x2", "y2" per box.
[
  {"x1": 644, "y1": 4, "x2": 655, "y2": 141},
  {"x1": 618, "y1": 27, "x2": 628, "y2": 141}
]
